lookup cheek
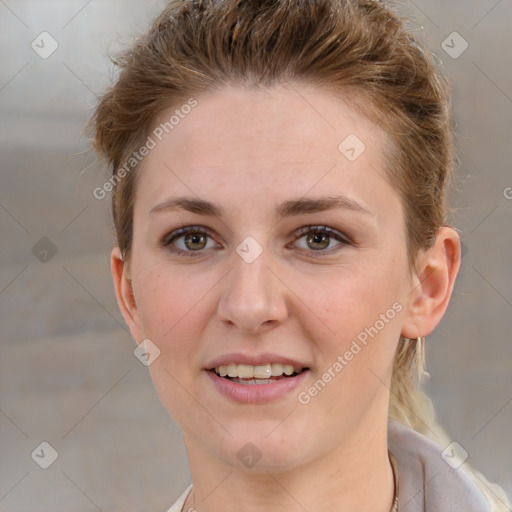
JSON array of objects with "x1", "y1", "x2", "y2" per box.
[
  {"x1": 295, "y1": 275, "x2": 404, "y2": 432},
  {"x1": 296, "y1": 259, "x2": 404, "y2": 337},
  {"x1": 133, "y1": 265, "x2": 213, "y2": 424},
  {"x1": 134, "y1": 260, "x2": 208, "y2": 339},
  {"x1": 132, "y1": 260, "x2": 223, "y2": 374},
  {"x1": 292, "y1": 257, "x2": 407, "y2": 396}
]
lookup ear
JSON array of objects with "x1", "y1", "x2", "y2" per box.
[
  {"x1": 111, "y1": 247, "x2": 143, "y2": 344},
  {"x1": 401, "y1": 226, "x2": 461, "y2": 339}
]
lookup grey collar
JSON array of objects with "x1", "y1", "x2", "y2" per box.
[{"x1": 387, "y1": 418, "x2": 491, "y2": 511}]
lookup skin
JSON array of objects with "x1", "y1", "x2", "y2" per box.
[{"x1": 111, "y1": 84, "x2": 460, "y2": 512}]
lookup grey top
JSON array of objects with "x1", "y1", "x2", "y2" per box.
[
  {"x1": 388, "y1": 418, "x2": 491, "y2": 511},
  {"x1": 167, "y1": 419, "x2": 491, "y2": 511}
]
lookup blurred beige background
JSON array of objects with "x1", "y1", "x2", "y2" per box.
[{"x1": 0, "y1": 0, "x2": 511, "y2": 510}]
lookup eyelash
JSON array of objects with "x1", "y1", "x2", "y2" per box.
[{"x1": 161, "y1": 225, "x2": 352, "y2": 257}]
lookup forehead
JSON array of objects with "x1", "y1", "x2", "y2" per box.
[{"x1": 134, "y1": 84, "x2": 396, "y2": 218}]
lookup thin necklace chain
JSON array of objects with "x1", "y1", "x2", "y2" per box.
[{"x1": 389, "y1": 451, "x2": 400, "y2": 512}]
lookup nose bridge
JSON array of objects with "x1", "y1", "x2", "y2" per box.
[{"x1": 217, "y1": 244, "x2": 287, "y2": 333}]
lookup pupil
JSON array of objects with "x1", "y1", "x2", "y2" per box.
[
  {"x1": 308, "y1": 232, "x2": 329, "y2": 250},
  {"x1": 186, "y1": 233, "x2": 206, "y2": 250}
]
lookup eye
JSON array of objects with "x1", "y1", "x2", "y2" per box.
[
  {"x1": 292, "y1": 225, "x2": 351, "y2": 254},
  {"x1": 161, "y1": 226, "x2": 219, "y2": 256}
]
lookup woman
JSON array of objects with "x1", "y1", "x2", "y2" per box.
[{"x1": 90, "y1": 0, "x2": 510, "y2": 510}]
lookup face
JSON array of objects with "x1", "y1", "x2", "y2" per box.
[{"x1": 119, "y1": 84, "x2": 418, "y2": 471}]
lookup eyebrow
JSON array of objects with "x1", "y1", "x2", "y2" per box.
[{"x1": 149, "y1": 195, "x2": 373, "y2": 219}]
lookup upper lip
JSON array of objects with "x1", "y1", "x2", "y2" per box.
[{"x1": 205, "y1": 353, "x2": 309, "y2": 370}]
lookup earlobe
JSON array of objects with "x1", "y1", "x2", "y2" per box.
[
  {"x1": 110, "y1": 247, "x2": 143, "y2": 343},
  {"x1": 401, "y1": 227, "x2": 461, "y2": 339}
]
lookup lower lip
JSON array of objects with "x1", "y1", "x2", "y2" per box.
[{"x1": 205, "y1": 370, "x2": 309, "y2": 404}]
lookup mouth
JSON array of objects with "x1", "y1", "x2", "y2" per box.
[
  {"x1": 211, "y1": 363, "x2": 307, "y2": 385},
  {"x1": 205, "y1": 359, "x2": 310, "y2": 404}
]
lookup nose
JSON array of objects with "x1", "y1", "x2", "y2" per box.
[{"x1": 217, "y1": 249, "x2": 288, "y2": 335}]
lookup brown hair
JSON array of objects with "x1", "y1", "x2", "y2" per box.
[{"x1": 90, "y1": 2, "x2": 508, "y2": 508}]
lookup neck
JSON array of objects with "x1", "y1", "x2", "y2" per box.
[{"x1": 182, "y1": 415, "x2": 395, "y2": 512}]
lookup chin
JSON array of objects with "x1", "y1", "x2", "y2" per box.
[{"x1": 207, "y1": 424, "x2": 312, "y2": 473}]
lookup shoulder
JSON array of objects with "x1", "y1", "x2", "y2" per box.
[
  {"x1": 165, "y1": 484, "x2": 193, "y2": 512},
  {"x1": 388, "y1": 418, "x2": 492, "y2": 512}
]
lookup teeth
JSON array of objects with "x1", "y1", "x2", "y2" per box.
[
  {"x1": 271, "y1": 363, "x2": 283, "y2": 376},
  {"x1": 254, "y1": 364, "x2": 272, "y2": 379},
  {"x1": 214, "y1": 363, "x2": 302, "y2": 378},
  {"x1": 238, "y1": 364, "x2": 254, "y2": 379},
  {"x1": 230, "y1": 378, "x2": 274, "y2": 385},
  {"x1": 283, "y1": 365, "x2": 294, "y2": 376}
]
